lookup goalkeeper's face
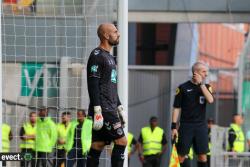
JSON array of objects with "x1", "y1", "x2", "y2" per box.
[{"x1": 107, "y1": 26, "x2": 120, "y2": 46}]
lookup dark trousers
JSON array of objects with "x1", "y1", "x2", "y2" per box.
[
  {"x1": 20, "y1": 148, "x2": 36, "y2": 167},
  {"x1": 207, "y1": 155, "x2": 210, "y2": 167},
  {"x1": 35, "y1": 152, "x2": 50, "y2": 167},
  {"x1": 54, "y1": 149, "x2": 66, "y2": 167},
  {"x1": 66, "y1": 148, "x2": 86, "y2": 167},
  {"x1": 143, "y1": 154, "x2": 161, "y2": 167}
]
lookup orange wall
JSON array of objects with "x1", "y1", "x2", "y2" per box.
[{"x1": 198, "y1": 24, "x2": 247, "y2": 98}]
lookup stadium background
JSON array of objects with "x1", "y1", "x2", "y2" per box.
[{"x1": 1, "y1": 0, "x2": 250, "y2": 166}]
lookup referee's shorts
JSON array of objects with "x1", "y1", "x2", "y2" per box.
[{"x1": 176, "y1": 122, "x2": 208, "y2": 156}]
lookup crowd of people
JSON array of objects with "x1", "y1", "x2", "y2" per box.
[{"x1": 1, "y1": 23, "x2": 250, "y2": 167}]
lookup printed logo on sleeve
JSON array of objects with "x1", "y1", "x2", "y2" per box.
[{"x1": 91, "y1": 65, "x2": 98, "y2": 73}]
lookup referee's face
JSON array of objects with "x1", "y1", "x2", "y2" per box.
[{"x1": 197, "y1": 65, "x2": 208, "y2": 81}]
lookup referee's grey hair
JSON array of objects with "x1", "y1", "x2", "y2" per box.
[{"x1": 192, "y1": 61, "x2": 208, "y2": 73}]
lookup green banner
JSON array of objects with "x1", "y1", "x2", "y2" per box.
[
  {"x1": 21, "y1": 63, "x2": 43, "y2": 97},
  {"x1": 242, "y1": 81, "x2": 250, "y2": 112},
  {"x1": 21, "y1": 63, "x2": 59, "y2": 97}
]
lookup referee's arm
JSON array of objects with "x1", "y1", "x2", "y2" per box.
[{"x1": 200, "y1": 84, "x2": 214, "y2": 103}]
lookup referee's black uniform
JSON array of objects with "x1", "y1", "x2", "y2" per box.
[{"x1": 173, "y1": 81, "x2": 213, "y2": 166}]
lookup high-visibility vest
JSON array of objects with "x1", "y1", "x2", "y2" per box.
[
  {"x1": 127, "y1": 132, "x2": 133, "y2": 154},
  {"x1": 2, "y1": 124, "x2": 11, "y2": 152},
  {"x1": 35, "y1": 117, "x2": 57, "y2": 153},
  {"x1": 141, "y1": 126, "x2": 163, "y2": 156},
  {"x1": 20, "y1": 122, "x2": 36, "y2": 149},
  {"x1": 207, "y1": 130, "x2": 211, "y2": 155},
  {"x1": 188, "y1": 147, "x2": 194, "y2": 160},
  {"x1": 230, "y1": 123, "x2": 245, "y2": 152},
  {"x1": 65, "y1": 118, "x2": 93, "y2": 155},
  {"x1": 56, "y1": 122, "x2": 71, "y2": 150}
]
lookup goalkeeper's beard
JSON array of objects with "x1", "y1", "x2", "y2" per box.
[{"x1": 108, "y1": 39, "x2": 119, "y2": 46}]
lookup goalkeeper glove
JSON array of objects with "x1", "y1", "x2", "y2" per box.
[{"x1": 93, "y1": 106, "x2": 103, "y2": 130}]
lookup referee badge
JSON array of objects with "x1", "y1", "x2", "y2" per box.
[
  {"x1": 208, "y1": 86, "x2": 213, "y2": 93},
  {"x1": 175, "y1": 88, "x2": 180, "y2": 95}
]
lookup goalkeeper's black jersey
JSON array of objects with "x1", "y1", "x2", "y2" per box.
[{"x1": 87, "y1": 47, "x2": 118, "y2": 112}]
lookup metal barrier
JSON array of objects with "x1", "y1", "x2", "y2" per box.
[{"x1": 211, "y1": 126, "x2": 250, "y2": 167}]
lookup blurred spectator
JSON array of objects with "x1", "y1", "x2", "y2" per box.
[
  {"x1": 54, "y1": 112, "x2": 71, "y2": 167},
  {"x1": 19, "y1": 111, "x2": 36, "y2": 167},
  {"x1": 127, "y1": 132, "x2": 138, "y2": 166},
  {"x1": 247, "y1": 130, "x2": 250, "y2": 152},
  {"x1": 228, "y1": 114, "x2": 245, "y2": 152},
  {"x1": 1, "y1": 123, "x2": 13, "y2": 167},
  {"x1": 207, "y1": 118, "x2": 215, "y2": 167},
  {"x1": 138, "y1": 116, "x2": 167, "y2": 167},
  {"x1": 35, "y1": 107, "x2": 57, "y2": 167},
  {"x1": 65, "y1": 110, "x2": 92, "y2": 167},
  {"x1": 3, "y1": 0, "x2": 18, "y2": 14}
]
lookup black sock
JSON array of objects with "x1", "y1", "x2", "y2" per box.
[
  {"x1": 198, "y1": 161, "x2": 207, "y2": 167},
  {"x1": 111, "y1": 145, "x2": 126, "y2": 167},
  {"x1": 181, "y1": 158, "x2": 191, "y2": 167},
  {"x1": 86, "y1": 148, "x2": 102, "y2": 167}
]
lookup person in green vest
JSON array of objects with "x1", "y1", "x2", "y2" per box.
[
  {"x1": 65, "y1": 109, "x2": 92, "y2": 167},
  {"x1": 127, "y1": 132, "x2": 138, "y2": 166},
  {"x1": 54, "y1": 111, "x2": 71, "y2": 167},
  {"x1": 207, "y1": 118, "x2": 214, "y2": 167},
  {"x1": 19, "y1": 111, "x2": 36, "y2": 167},
  {"x1": 138, "y1": 116, "x2": 167, "y2": 167},
  {"x1": 35, "y1": 107, "x2": 57, "y2": 167},
  {"x1": 228, "y1": 114, "x2": 245, "y2": 153},
  {"x1": 1, "y1": 123, "x2": 13, "y2": 167}
]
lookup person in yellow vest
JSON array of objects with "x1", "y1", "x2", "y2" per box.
[
  {"x1": 127, "y1": 132, "x2": 138, "y2": 166},
  {"x1": 138, "y1": 116, "x2": 167, "y2": 167},
  {"x1": 65, "y1": 109, "x2": 92, "y2": 167},
  {"x1": 1, "y1": 123, "x2": 13, "y2": 167},
  {"x1": 54, "y1": 112, "x2": 71, "y2": 167},
  {"x1": 228, "y1": 114, "x2": 245, "y2": 152},
  {"x1": 19, "y1": 111, "x2": 36, "y2": 167},
  {"x1": 207, "y1": 118, "x2": 214, "y2": 167},
  {"x1": 35, "y1": 107, "x2": 57, "y2": 167}
]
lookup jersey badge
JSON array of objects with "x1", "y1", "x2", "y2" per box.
[{"x1": 91, "y1": 65, "x2": 98, "y2": 73}]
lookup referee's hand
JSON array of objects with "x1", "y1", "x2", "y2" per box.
[
  {"x1": 93, "y1": 106, "x2": 103, "y2": 130},
  {"x1": 171, "y1": 129, "x2": 178, "y2": 141}
]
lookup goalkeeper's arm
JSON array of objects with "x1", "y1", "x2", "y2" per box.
[{"x1": 88, "y1": 77, "x2": 103, "y2": 130}]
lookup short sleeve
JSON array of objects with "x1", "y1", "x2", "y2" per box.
[
  {"x1": 205, "y1": 84, "x2": 213, "y2": 94},
  {"x1": 173, "y1": 86, "x2": 182, "y2": 108},
  {"x1": 87, "y1": 50, "x2": 103, "y2": 78}
]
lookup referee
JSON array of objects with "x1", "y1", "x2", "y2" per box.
[
  {"x1": 171, "y1": 62, "x2": 214, "y2": 167},
  {"x1": 86, "y1": 23, "x2": 127, "y2": 167}
]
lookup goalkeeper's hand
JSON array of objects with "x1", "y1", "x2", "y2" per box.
[
  {"x1": 93, "y1": 106, "x2": 103, "y2": 130},
  {"x1": 117, "y1": 105, "x2": 126, "y2": 127}
]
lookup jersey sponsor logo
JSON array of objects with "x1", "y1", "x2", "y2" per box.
[
  {"x1": 111, "y1": 69, "x2": 117, "y2": 83},
  {"x1": 199, "y1": 96, "x2": 205, "y2": 104},
  {"x1": 175, "y1": 88, "x2": 180, "y2": 95},
  {"x1": 94, "y1": 50, "x2": 100, "y2": 55},
  {"x1": 187, "y1": 89, "x2": 193, "y2": 92},
  {"x1": 91, "y1": 65, "x2": 98, "y2": 73},
  {"x1": 113, "y1": 122, "x2": 122, "y2": 130}
]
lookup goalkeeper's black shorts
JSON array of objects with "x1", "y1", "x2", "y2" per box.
[{"x1": 91, "y1": 110, "x2": 125, "y2": 145}]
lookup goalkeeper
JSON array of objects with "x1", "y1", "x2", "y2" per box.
[{"x1": 86, "y1": 23, "x2": 127, "y2": 167}]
